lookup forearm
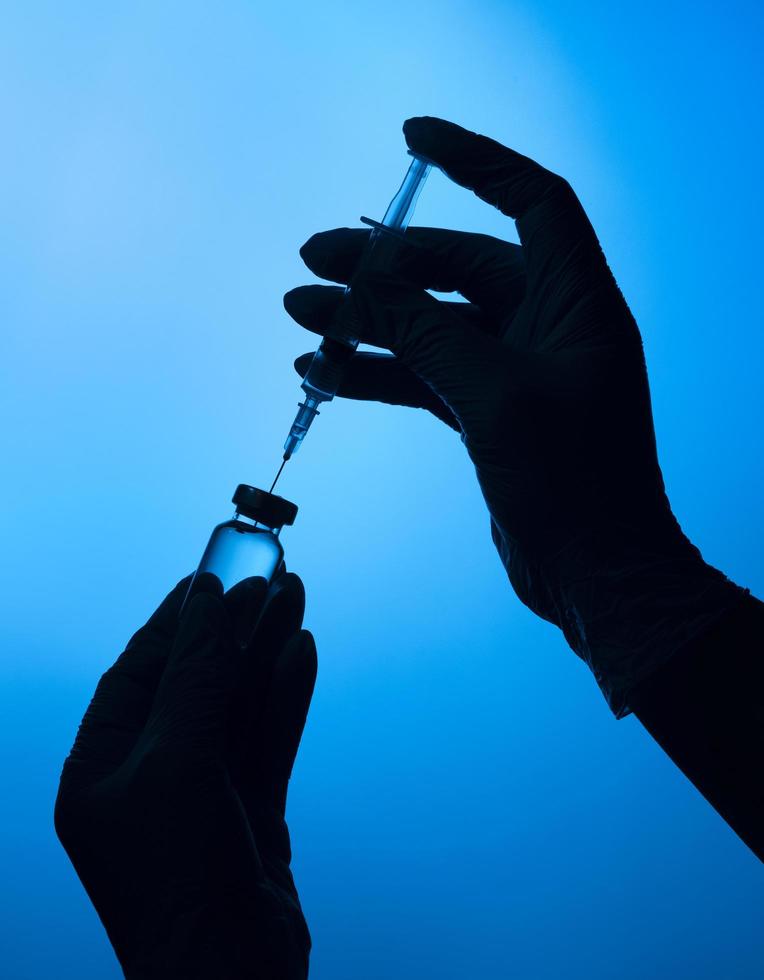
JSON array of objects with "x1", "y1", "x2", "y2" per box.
[
  {"x1": 628, "y1": 592, "x2": 764, "y2": 863},
  {"x1": 121, "y1": 892, "x2": 309, "y2": 980}
]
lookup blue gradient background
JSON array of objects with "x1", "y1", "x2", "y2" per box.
[{"x1": 2, "y1": 2, "x2": 762, "y2": 977}]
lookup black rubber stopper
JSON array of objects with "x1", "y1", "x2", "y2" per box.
[{"x1": 232, "y1": 485, "x2": 298, "y2": 528}]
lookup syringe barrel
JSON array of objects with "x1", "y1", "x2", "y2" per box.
[
  {"x1": 381, "y1": 154, "x2": 432, "y2": 231},
  {"x1": 284, "y1": 153, "x2": 432, "y2": 455},
  {"x1": 301, "y1": 333, "x2": 358, "y2": 401}
]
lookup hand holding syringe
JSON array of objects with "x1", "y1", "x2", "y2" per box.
[{"x1": 276, "y1": 153, "x2": 433, "y2": 482}]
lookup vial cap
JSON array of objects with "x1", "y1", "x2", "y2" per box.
[{"x1": 232, "y1": 485, "x2": 298, "y2": 528}]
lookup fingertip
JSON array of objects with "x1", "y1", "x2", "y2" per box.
[
  {"x1": 403, "y1": 116, "x2": 424, "y2": 152},
  {"x1": 403, "y1": 114, "x2": 429, "y2": 138},
  {"x1": 177, "y1": 587, "x2": 228, "y2": 642},
  {"x1": 268, "y1": 571, "x2": 306, "y2": 617},
  {"x1": 298, "y1": 232, "x2": 323, "y2": 271},
  {"x1": 283, "y1": 283, "x2": 345, "y2": 333},
  {"x1": 300, "y1": 227, "x2": 370, "y2": 282},
  {"x1": 157, "y1": 572, "x2": 197, "y2": 621},
  {"x1": 225, "y1": 575, "x2": 268, "y2": 610},
  {"x1": 190, "y1": 571, "x2": 225, "y2": 599},
  {"x1": 246, "y1": 571, "x2": 307, "y2": 662},
  {"x1": 299, "y1": 231, "x2": 335, "y2": 276},
  {"x1": 283, "y1": 285, "x2": 319, "y2": 324},
  {"x1": 177, "y1": 573, "x2": 226, "y2": 635},
  {"x1": 282, "y1": 286, "x2": 302, "y2": 317},
  {"x1": 294, "y1": 352, "x2": 313, "y2": 377},
  {"x1": 403, "y1": 115, "x2": 450, "y2": 153}
]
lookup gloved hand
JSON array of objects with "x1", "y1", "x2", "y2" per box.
[
  {"x1": 55, "y1": 571, "x2": 317, "y2": 979},
  {"x1": 285, "y1": 115, "x2": 653, "y2": 555},
  {"x1": 284, "y1": 116, "x2": 743, "y2": 717}
]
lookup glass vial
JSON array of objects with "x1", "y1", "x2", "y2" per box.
[{"x1": 183, "y1": 484, "x2": 298, "y2": 611}]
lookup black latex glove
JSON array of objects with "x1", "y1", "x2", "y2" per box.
[
  {"x1": 55, "y1": 572, "x2": 316, "y2": 980},
  {"x1": 284, "y1": 116, "x2": 743, "y2": 716},
  {"x1": 285, "y1": 115, "x2": 655, "y2": 554}
]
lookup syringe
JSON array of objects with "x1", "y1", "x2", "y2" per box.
[{"x1": 281, "y1": 153, "x2": 433, "y2": 462}]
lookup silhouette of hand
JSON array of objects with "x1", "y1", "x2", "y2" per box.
[
  {"x1": 284, "y1": 116, "x2": 743, "y2": 716},
  {"x1": 55, "y1": 572, "x2": 316, "y2": 979},
  {"x1": 285, "y1": 115, "x2": 656, "y2": 557}
]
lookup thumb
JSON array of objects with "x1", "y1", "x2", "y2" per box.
[
  {"x1": 402, "y1": 116, "x2": 556, "y2": 219},
  {"x1": 142, "y1": 590, "x2": 241, "y2": 762},
  {"x1": 253, "y1": 630, "x2": 318, "y2": 815}
]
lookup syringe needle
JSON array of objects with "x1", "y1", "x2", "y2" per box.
[{"x1": 269, "y1": 457, "x2": 288, "y2": 494}]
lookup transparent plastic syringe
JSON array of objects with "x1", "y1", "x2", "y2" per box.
[{"x1": 282, "y1": 153, "x2": 432, "y2": 462}]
